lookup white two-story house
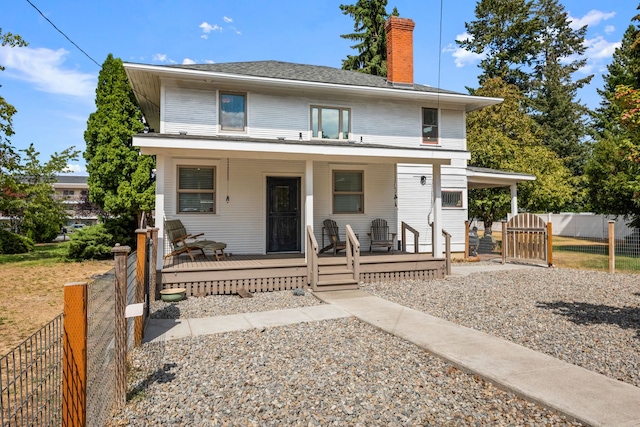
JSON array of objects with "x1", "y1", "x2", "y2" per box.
[{"x1": 124, "y1": 17, "x2": 532, "y2": 293}]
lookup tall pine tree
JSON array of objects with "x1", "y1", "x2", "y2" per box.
[
  {"x1": 84, "y1": 54, "x2": 155, "y2": 226},
  {"x1": 340, "y1": 0, "x2": 398, "y2": 76}
]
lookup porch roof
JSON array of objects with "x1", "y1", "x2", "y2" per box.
[
  {"x1": 133, "y1": 133, "x2": 470, "y2": 165},
  {"x1": 467, "y1": 166, "x2": 536, "y2": 189}
]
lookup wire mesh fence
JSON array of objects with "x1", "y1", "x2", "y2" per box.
[
  {"x1": 86, "y1": 270, "x2": 116, "y2": 426},
  {"x1": 0, "y1": 314, "x2": 63, "y2": 427}
]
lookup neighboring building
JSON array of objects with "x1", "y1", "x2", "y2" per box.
[
  {"x1": 53, "y1": 175, "x2": 98, "y2": 227},
  {"x1": 124, "y1": 16, "x2": 533, "y2": 264}
]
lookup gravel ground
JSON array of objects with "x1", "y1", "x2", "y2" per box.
[{"x1": 104, "y1": 267, "x2": 636, "y2": 426}]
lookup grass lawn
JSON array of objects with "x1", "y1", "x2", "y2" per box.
[
  {"x1": 0, "y1": 243, "x2": 112, "y2": 355},
  {"x1": 489, "y1": 231, "x2": 640, "y2": 273}
]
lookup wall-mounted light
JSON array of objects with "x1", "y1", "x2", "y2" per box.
[{"x1": 420, "y1": 176, "x2": 427, "y2": 186}]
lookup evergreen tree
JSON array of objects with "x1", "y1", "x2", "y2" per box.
[
  {"x1": 528, "y1": 0, "x2": 592, "y2": 176},
  {"x1": 340, "y1": 0, "x2": 399, "y2": 76},
  {"x1": 457, "y1": 0, "x2": 539, "y2": 91},
  {"x1": 84, "y1": 54, "x2": 155, "y2": 225},
  {"x1": 593, "y1": 24, "x2": 640, "y2": 137}
]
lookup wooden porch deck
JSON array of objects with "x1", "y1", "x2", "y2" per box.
[{"x1": 161, "y1": 251, "x2": 447, "y2": 296}]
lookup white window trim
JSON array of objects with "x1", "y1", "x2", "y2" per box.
[
  {"x1": 173, "y1": 158, "x2": 220, "y2": 215},
  {"x1": 218, "y1": 90, "x2": 248, "y2": 134},
  {"x1": 310, "y1": 105, "x2": 352, "y2": 141},
  {"x1": 442, "y1": 189, "x2": 465, "y2": 209},
  {"x1": 421, "y1": 107, "x2": 440, "y2": 145},
  {"x1": 329, "y1": 164, "x2": 366, "y2": 215}
]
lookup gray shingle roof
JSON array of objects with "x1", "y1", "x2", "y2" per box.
[{"x1": 167, "y1": 61, "x2": 463, "y2": 95}]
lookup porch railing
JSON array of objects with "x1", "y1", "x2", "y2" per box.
[
  {"x1": 306, "y1": 226, "x2": 319, "y2": 290},
  {"x1": 345, "y1": 224, "x2": 360, "y2": 282},
  {"x1": 401, "y1": 222, "x2": 420, "y2": 253}
]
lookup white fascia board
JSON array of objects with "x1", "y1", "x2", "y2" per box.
[
  {"x1": 123, "y1": 63, "x2": 502, "y2": 111},
  {"x1": 467, "y1": 169, "x2": 536, "y2": 187},
  {"x1": 133, "y1": 136, "x2": 469, "y2": 165}
]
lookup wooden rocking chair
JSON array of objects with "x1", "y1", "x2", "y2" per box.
[
  {"x1": 319, "y1": 219, "x2": 347, "y2": 256},
  {"x1": 368, "y1": 218, "x2": 396, "y2": 252},
  {"x1": 164, "y1": 219, "x2": 227, "y2": 261}
]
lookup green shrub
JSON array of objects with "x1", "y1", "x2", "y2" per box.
[
  {"x1": 67, "y1": 224, "x2": 114, "y2": 260},
  {"x1": 0, "y1": 229, "x2": 35, "y2": 254},
  {"x1": 103, "y1": 215, "x2": 137, "y2": 248}
]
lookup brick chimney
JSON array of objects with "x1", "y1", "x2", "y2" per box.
[{"x1": 385, "y1": 16, "x2": 415, "y2": 86}]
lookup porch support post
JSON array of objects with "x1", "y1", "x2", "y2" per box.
[
  {"x1": 432, "y1": 164, "x2": 443, "y2": 258},
  {"x1": 305, "y1": 160, "x2": 314, "y2": 260},
  {"x1": 510, "y1": 183, "x2": 518, "y2": 218},
  {"x1": 155, "y1": 154, "x2": 166, "y2": 267}
]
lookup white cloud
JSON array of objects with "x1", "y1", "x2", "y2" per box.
[
  {"x1": 204, "y1": 59, "x2": 215, "y2": 64},
  {"x1": 604, "y1": 25, "x2": 615, "y2": 34},
  {"x1": 585, "y1": 36, "x2": 620, "y2": 59},
  {"x1": 182, "y1": 58, "x2": 196, "y2": 65},
  {"x1": 200, "y1": 21, "x2": 222, "y2": 34},
  {"x1": 152, "y1": 53, "x2": 175, "y2": 64},
  {"x1": 63, "y1": 163, "x2": 85, "y2": 174},
  {"x1": 223, "y1": 16, "x2": 233, "y2": 23},
  {"x1": 0, "y1": 45, "x2": 95, "y2": 99},
  {"x1": 569, "y1": 10, "x2": 616, "y2": 30},
  {"x1": 444, "y1": 33, "x2": 484, "y2": 68}
]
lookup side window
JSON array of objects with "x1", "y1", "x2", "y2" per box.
[
  {"x1": 422, "y1": 108, "x2": 438, "y2": 144},
  {"x1": 177, "y1": 166, "x2": 216, "y2": 213},
  {"x1": 311, "y1": 106, "x2": 350, "y2": 140},
  {"x1": 333, "y1": 170, "x2": 364, "y2": 213},
  {"x1": 442, "y1": 190, "x2": 463, "y2": 208},
  {"x1": 219, "y1": 92, "x2": 246, "y2": 132}
]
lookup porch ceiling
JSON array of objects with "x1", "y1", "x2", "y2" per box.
[
  {"x1": 134, "y1": 134, "x2": 470, "y2": 165},
  {"x1": 467, "y1": 166, "x2": 536, "y2": 189}
]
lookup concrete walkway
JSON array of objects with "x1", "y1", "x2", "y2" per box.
[{"x1": 144, "y1": 263, "x2": 640, "y2": 426}]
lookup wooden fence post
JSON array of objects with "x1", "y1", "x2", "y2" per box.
[
  {"x1": 62, "y1": 282, "x2": 88, "y2": 427},
  {"x1": 135, "y1": 229, "x2": 147, "y2": 347},
  {"x1": 609, "y1": 220, "x2": 615, "y2": 274},
  {"x1": 546, "y1": 222, "x2": 553, "y2": 267},
  {"x1": 112, "y1": 245, "x2": 130, "y2": 410}
]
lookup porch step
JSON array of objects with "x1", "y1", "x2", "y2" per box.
[{"x1": 315, "y1": 278, "x2": 359, "y2": 292}]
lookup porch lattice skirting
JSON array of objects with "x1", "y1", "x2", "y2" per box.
[{"x1": 161, "y1": 253, "x2": 446, "y2": 296}]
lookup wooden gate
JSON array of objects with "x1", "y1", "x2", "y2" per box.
[{"x1": 502, "y1": 213, "x2": 552, "y2": 267}]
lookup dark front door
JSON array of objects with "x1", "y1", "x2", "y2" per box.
[{"x1": 266, "y1": 177, "x2": 301, "y2": 252}]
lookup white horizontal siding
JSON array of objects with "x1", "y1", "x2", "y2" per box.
[
  {"x1": 159, "y1": 157, "x2": 398, "y2": 255},
  {"x1": 160, "y1": 84, "x2": 467, "y2": 151},
  {"x1": 164, "y1": 86, "x2": 216, "y2": 136}
]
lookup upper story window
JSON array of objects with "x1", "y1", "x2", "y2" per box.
[
  {"x1": 422, "y1": 108, "x2": 438, "y2": 144},
  {"x1": 333, "y1": 170, "x2": 363, "y2": 213},
  {"x1": 62, "y1": 190, "x2": 75, "y2": 196},
  {"x1": 442, "y1": 190, "x2": 463, "y2": 208},
  {"x1": 177, "y1": 166, "x2": 216, "y2": 213},
  {"x1": 219, "y1": 92, "x2": 246, "y2": 132},
  {"x1": 311, "y1": 106, "x2": 350, "y2": 140}
]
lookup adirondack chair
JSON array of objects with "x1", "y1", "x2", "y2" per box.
[
  {"x1": 164, "y1": 219, "x2": 227, "y2": 261},
  {"x1": 367, "y1": 218, "x2": 396, "y2": 252},
  {"x1": 319, "y1": 219, "x2": 347, "y2": 255}
]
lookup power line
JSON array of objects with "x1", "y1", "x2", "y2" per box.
[{"x1": 25, "y1": 0, "x2": 101, "y2": 68}]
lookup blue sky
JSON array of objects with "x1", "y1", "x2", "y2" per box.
[{"x1": 1, "y1": 0, "x2": 636, "y2": 174}]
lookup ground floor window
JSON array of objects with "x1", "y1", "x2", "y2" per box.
[
  {"x1": 442, "y1": 190, "x2": 463, "y2": 208},
  {"x1": 333, "y1": 170, "x2": 363, "y2": 213},
  {"x1": 177, "y1": 166, "x2": 216, "y2": 213}
]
